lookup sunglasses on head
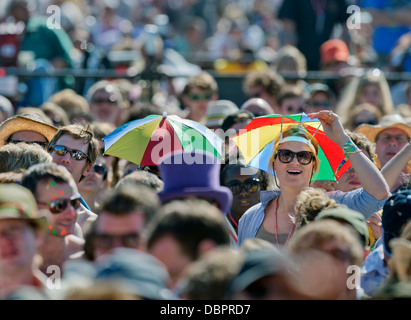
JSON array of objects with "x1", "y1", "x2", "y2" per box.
[
  {"x1": 51, "y1": 145, "x2": 90, "y2": 161},
  {"x1": 227, "y1": 178, "x2": 260, "y2": 195},
  {"x1": 276, "y1": 149, "x2": 314, "y2": 165},
  {"x1": 37, "y1": 195, "x2": 81, "y2": 214},
  {"x1": 8, "y1": 139, "x2": 48, "y2": 149},
  {"x1": 187, "y1": 92, "x2": 214, "y2": 101}
]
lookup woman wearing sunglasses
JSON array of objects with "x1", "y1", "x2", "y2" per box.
[
  {"x1": 238, "y1": 110, "x2": 390, "y2": 249},
  {"x1": 220, "y1": 159, "x2": 271, "y2": 246}
]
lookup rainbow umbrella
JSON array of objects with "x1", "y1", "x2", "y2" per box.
[
  {"x1": 232, "y1": 113, "x2": 351, "y2": 181},
  {"x1": 103, "y1": 113, "x2": 223, "y2": 166}
]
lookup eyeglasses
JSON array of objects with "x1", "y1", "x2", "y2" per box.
[
  {"x1": 8, "y1": 139, "x2": 48, "y2": 149},
  {"x1": 310, "y1": 101, "x2": 331, "y2": 108},
  {"x1": 354, "y1": 119, "x2": 378, "y2": 127},
  {"x1": 276, "y1": 149, "x2": 314, "y2": 165},
  {"x1": 51, "y1": 145, "x2": 90, "y2": 161},
  {"x1": 91, "y1": 96, "x2": 118, "y2": 104},
  {"x1": 285, "y1": 105, "x2": 307, "y2": 114},
  {"x1": 37, "y1": 195, "x2": 81, "y2": 214},
  {"x1": 93, "y1": 164, "x2": 106, "y2": 176},
  {"x1": 93, "y1": 233, "x2": 140, "y2": 249},
  {"x1": 226, "y1": 178, "x2": 260, "y2": 195},
  {"x1": 187, "y1": 92, "x2": 214, "y2": 101}
]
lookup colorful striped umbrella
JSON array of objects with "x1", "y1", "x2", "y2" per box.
[
  {"x1": 103, "y1": 113, "x2": 223, "y2": 166},
  {"x1": 232, "y1": 113, "x2": 351, "y2": 181}
]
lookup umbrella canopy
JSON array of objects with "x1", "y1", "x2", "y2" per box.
[
  {"x1": 103, "y1": 113, "x2": 224, "y2": 166},
  {"x1": 232, "y1": 113, "x2": 351, "y2": 181}
]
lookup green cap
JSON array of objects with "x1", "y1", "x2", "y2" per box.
[
  {"x1": 0, "y1": 183, "x2": 47, "y2": 231},
  {"x1": 315, "y1": 206, "x2": 369, "y2": 246}
]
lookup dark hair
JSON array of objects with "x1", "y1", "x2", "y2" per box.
[
  {"x1": 21, "y1": 162, "x2": 75, "y2": 196},
  {"x1": 98, "y1": 183, "x2": 160, "y2": 224},
  {"x1": 220, "y1": 110, "x2": 254, "y2": 132},
  {"x1": 146, "y1": 198, "x2": 230, "y2": 260},
  {"x1": 47, "y1": 123, "x2": 100, "y2": 166}
]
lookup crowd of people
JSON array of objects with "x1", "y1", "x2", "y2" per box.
[{"x1": 0, "y1": 0, "x2": 411, "y2": 302}]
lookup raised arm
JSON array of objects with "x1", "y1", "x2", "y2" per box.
[
  {"x1": 309, "y1": 110, "x2": 390, "y2": 200},
  {"x1": 380, "y1": 142, "x2": 411, "y2": 192}
]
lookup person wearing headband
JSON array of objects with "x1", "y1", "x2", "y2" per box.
[{"x1": 238, "y1": 110, "x2": 390, "y2": 249}]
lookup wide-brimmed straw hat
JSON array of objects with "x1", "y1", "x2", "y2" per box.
[
  {"x1": 0, "y1": 114, "x2": 58, "y2": 146},
  {"x1": 355, "y1": 114, "x2": 411, "y2": 143},
  {"x1": 0, "y1": 183, "x2": 48, "y2": 231}
]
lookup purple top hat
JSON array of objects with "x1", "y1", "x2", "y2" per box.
[{"x1": 158, "y1": 150, "x2": 232, "y2": 214}]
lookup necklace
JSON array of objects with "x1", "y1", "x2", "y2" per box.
[
  {"x1": 227, "y1": 211, "x2": 238, "y2": 230},
  {"x1": 274, "y1": 196, "x2": 296, "y2": 248}
]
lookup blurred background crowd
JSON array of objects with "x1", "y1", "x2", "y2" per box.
[{"x1": 0, "y1": 0, "x2": 411, "y2": 302}]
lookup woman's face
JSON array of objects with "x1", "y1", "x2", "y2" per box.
[
  {"x1": 358, "y1": 84, "x2": 381, "y2": 107},
  {"x1": 221, "y1": 165, "x2": 261, "y2": 220},
  {"x1": 273, "y1": 141, "x2": 316, "y2": 189}
]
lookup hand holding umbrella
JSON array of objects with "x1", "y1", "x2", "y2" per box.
[
  {"x1": 309, "y1": 110, "x2": 390, "y2": 201},
  {"x1": 308, "y1": 110, "x2": 348, "y2": 147}
]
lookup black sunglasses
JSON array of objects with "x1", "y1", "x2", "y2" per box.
[
  {"x1": 227, "y1": 178, "x2": 260, "y2": 195},
  {"x1": 93, "y1": 233, "x2": 140, "y2": 249},
  {"x1": 93, "y1": 164, "x2": 106, "y2": 176},
  {"x1": 354, "y1": 119, "x2": 378, "y2": 127},
  {"x1": 8, "y1": 139, "x2": 48, "y2": 149},
  {"x1": 310, "y1": 101, "x2": 332, "y2": 108},
  {"x1": 276, "y1": 149, "x2": 314, "y2": 165},
  {"x1": 37, "y1": 195, "x2": 81, "y2": 214},
  {"x1": 187, "y1": 92, "x2": 214, "y2": 101},
  {"x1": 51, "y1": 145, "x2": 90, "y2": 161}
]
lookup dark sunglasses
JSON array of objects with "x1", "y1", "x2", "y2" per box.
[
  {"x1": 310, "y1": 101, "x2": 331, "y2": 108},
  {"x1": 276, "y1": 149, "x2": 314, "y2": 165},
  {"x1": 187, "y1": 92, "x2": 214, "y2": 101},
  {"x1": 51, "y1": 145, "x2": 90, "y2": 161},
  {"x1": 226, "y1": 178, "x2": 260, "y2": 195},
  {"x1": 354, "y1": 119, "x2": 378, "y2": 127},
  {"x1": 8, "y1": 139, "x2": 48, "y2": 148},
  {"x1": 285, "y1": 105, "x2": 306, "y2": 113},
  {"x1": 37, "y1": 195, "x2": 81, "y2": 214},
  {"x1": 93, "y1": 164, "x2": 106, "y2": 176},
  {"x1": 93, "y1": 233, "x2": 140, "y2": 249},
  {"x1": 91, "y1": 96, "x2": 118, "y2": 104}
]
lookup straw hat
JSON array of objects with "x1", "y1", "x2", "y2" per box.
[
  {"x1": 0, "y1": 114, "x2": 58, "y2": 147},
  {"x1": 355, "y1": 114, "x2": 411, "y2": 143}
]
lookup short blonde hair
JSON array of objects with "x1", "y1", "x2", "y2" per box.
[
  {"x1": 288, "y1": 219, "x2": 364, "y2": 266},
  {"x1": 294, "y1": 187, "x2": 339, "y2": 225}
]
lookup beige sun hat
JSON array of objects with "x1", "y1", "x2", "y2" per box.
[
  {"x1": 0, "y1": 114, "x2": 58, "y2": 147},
  {"x1": 355, "y1": 114, "x2": 411, "y2": 143}
]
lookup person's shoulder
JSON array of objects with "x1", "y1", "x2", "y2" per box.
[
  {"x1": 26, "y1": 16, "x2": 49, "y2": 30},
  {"x1": 66, "y1": 234, "x2": 85, "y2": 257}
]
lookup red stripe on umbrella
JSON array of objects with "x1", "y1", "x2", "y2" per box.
[{"x1": 140, "y1": 118, "x2": 184, "y2": 166}]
